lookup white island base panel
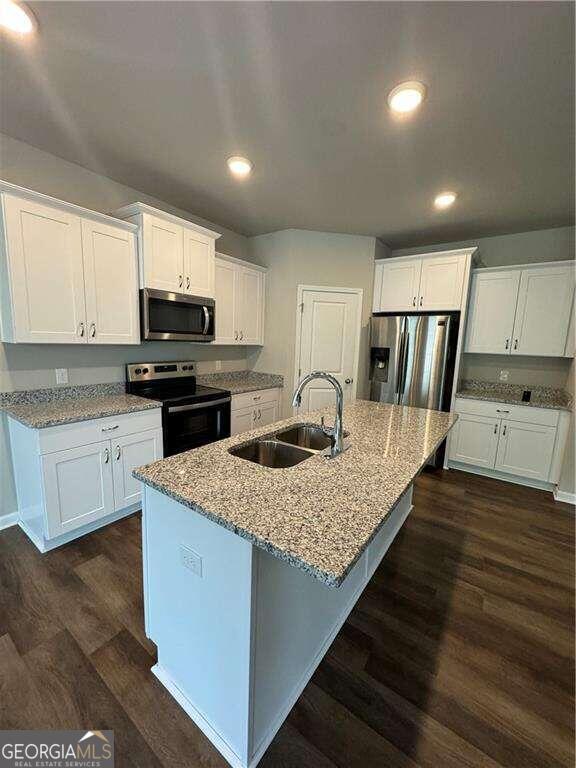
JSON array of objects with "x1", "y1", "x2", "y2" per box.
[{"x1": 142, "y1": 485, "x2": 413, "y2": 768}]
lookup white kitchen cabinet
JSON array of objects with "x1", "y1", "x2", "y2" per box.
[
  {"x1": 464, "y1": 262, "x2": 575, "y2": 357},
  {"x1": 114, "y1": 202, "x2": 220, "y2": 298},
  {"x1": 8, "y1": 408, "x2": 162, "y2": 552},
  {"x1": 230, "y1": 388, "x2": 281, "y2": 436},
  {"x1": 231, "y1": 405, "x2": 257, "y2": 436},
  {"x1": 42, "y1": 440, "x2": 115, "y2": 539},
  {"x1": 112, "y1": 428, "x2": 164, "y2": 511},
  {"x1": 81, "y1": 219, "x2": 139, "y2": 344},
  {"x1": 449, "y1": 413, "x2": 500, "y2": 469},
  {"x1": 511, "y1": 265, "x2": 574, "y2": 356},
  {"x1": 465, "y1": 270, "x2": 520, "y2": 354},
  {"x1": 214, "y1": 253, "x2": 266, "y2": 345},
  {"x1": 373, "y1": 248, "x2": 475, "y2": 313},
  {"x1": 377, "y1": 259, "x2": 421, "y2": 312},
  {"x1": 494, "y1": 420, "x2": 556, "y2": 481},
  {"x1": 0, "y1": 182, "x2": 140, "y2": 345},
  {"x1": 256, "y1": 400, "x2": 279, "y2": 428},
  {"x1": 565, "y1": 300, "x2": 575, "y2": 357}
]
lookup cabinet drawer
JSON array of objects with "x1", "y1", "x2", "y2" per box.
[
  {"x1": 39, "y1": 409, "x2": 162, "y2": 454},
  {"x1": 454, "y1": 397, "x2": 559, "y2": 427},
  {"x1": 231, "y1": 388, "x2": 280, "y2": 411}
]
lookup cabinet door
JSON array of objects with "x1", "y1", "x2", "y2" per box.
[
  {"x1": 465, "y1": 270, "x2": 520, "y2": 354},
  {"x1": 378, "y1": 260, "x2": 422, "y2": 312},
  {"x1": 183, "y1": 228, "x2": 215, "y2": 298},
  {"x1": 238, "y1": 266, "x2": 264, "y2": 344},
  {"x1": 112, "y1": 428, "x2": 163, "y2": 511},
  {"x1": 2, "y1": 193, "x2": 87, "y2": 343},
  {"x1": 214, "y1": 258, "x2": 238, "y2": 344},
  {"x1": 372, "y1": 262, "x2": 385, "y2": 312},
  {"x1": 564, "y1": 300, "x2": 574, "y2": 357},
  {"x1": 81, "y1": 219, "x2": 139, "y2": 344},
  {"x1": 512, "y1": 266, "x2": 575, "y2": 356},
  {"x1": 419, "y1": 255, "x2": 466, "y2": 311},
  {"x1": 255, "y1": 401, "x2": 278, "y2": 428},
  {"x1": 495, "y1": 420, "x2": 556, "y2": 481},
  {"x1": 141, "y1": 213, "x2": 184, "y2": 292},
  {"x1": 42, "y1": 440, "x2": 114, "y2": 538},
  {"x1": 231, "y1": 405, "x2": 257, "y2": 436},
  {"x1": 449, "y1": 413, "x2": 500, "y2": 469}
]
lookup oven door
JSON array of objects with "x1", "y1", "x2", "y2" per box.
[
  {"x1": 163, "y1": 397, "x2": 231, "y2": 456},
  {"x1": 141, "y1": 288, "x2": 215, "y2": 342}
]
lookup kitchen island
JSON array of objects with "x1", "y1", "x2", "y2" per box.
[{"x1": 134, "y1": 400, "x2": 456, "y2": 768}]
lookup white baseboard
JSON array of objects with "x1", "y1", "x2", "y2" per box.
[
  {"x1": 0, "y1": 512, "x2": 18, "y2": 532},
  {"x1": 553, "y1": 488, "x2": 576, "y2": 505},
  {"x1": 447, "y1": 462, "x2": 555, "y2": 493}
]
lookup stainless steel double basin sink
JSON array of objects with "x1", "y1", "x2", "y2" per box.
[{"x1": 229, "y1": 424, "x2": 343, "y2": 468}]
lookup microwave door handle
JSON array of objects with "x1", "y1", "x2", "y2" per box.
[{"x1": 203, "y1": 306, "x2": 210, "y2": 335}]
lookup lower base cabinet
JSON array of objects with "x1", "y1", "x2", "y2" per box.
[
  {"x1": 230, "y1": 388, "x2": 281, "y2": 436},
  {"x1": 448, "y1": 397, "x2": 566, "y2": 487},
  {"x1": 8, "y1": 409, "x2": 162, "y2": 551}
]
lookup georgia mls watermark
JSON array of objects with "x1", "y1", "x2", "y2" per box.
[{"x1": 0, "y1": 730, "x2": 114, "y2": 768}]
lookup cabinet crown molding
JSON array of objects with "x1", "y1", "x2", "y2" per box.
[
  {"x1": 375, "y1": 246, "x2": 478, "y2": 265},
  {"x1": 216, "y1": 251, "x2": 267, "y2": 273},
  {"x1": 472, "y1": 259, "x2": 576, "y2": 275},
  {"x1": 0, "y1": 180, "x2": 138, "y2": 232},
  {"x1": 114, "y1": 201, "x2": 221, "y2": 240}
]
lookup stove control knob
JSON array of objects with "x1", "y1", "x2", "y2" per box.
[
  {"x1": 142, "y1": 367, "x2": 149, "y2": 374},
  {"x1": 134, "y1": 368, "x2": 142, "y2": 375},
  {"x1": 182, "y1": 365, "x2": 188, "y2": 371}
]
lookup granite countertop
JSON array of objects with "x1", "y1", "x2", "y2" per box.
[
  {"x1": 1, "y1": 383, "x2": 160, "y2": 429},
  {"x1": 456, "y1": 380, "x2": 572, "y2": 412},
  {"x1": 196, "y1": 370, "x2": 283, "y2": 395},
  {"x1": 134, "y1": 400, "x2": 456, "y2": 588}
]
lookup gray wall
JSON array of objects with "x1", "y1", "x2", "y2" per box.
[
  {"x1": 0, "y1": 134, "x2": 253, "y2": 522},
  {"x1": 247, "y1": 229, "x2": 376, "y2": 417}
]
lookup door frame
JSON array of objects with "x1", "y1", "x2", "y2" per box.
[{"x1": 293, "y1": 284, "x2": 364, "y2": 407}]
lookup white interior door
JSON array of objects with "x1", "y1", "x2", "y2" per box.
[
  {"x1": 112, "y1": 428, "x2": 163, "y2": 511},
  {"x1": 214, "y1": 258, "x2": 238, "y2": 343},
  {"x1": 3, "y1": 193, "x2": 87, "y2": 343},
  {"x1": 142, "y1": 213, "x2": 184, "y2": 292},
  {"x1": 465, "y1": 270, "x2": 520, "y2": 354},
  {"x1": 378, "y1": 259, "x2": 421, "y2": 312},
  {"x1": 184, "y1": 229, "x2": 214, "y2": 298},
  {"x1": 511, "y1": 266, "x2": 575, "y2": 356},
  {"x1": 296, "y1": 288, "x2": 361, "y2": 413},
  {"x1": 82, "y1": 219, "x2": 139, "y2": 344}
]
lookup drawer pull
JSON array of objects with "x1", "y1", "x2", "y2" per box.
[
  {"x1": 496, "y1": 409, "x2": 510, "y2": 414},
  {"x1": 102, "y1": 425, "x2": 119, "y2": 432},
  {"x1": 253, "y1": 395, "x2": 261, "y2": 401}
]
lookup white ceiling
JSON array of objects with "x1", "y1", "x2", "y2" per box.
[{"x1": 1, "y1": 1, "x2": 574, "y2": 246}]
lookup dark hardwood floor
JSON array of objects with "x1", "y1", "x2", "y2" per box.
[{"x1": 1, "y1": 469, "x2": 574, "y2": 767}]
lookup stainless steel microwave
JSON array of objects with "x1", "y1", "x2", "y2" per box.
[{"x1": 140, "y1": 288, "x2": 215, "y2": 342}]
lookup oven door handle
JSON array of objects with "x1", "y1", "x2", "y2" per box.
[
  {"x1": 167, "y1": 397, "x2": 230, "y2": 414},
  {"x1": 202, "y1": 306, "x2": 210, "y2": 335}
]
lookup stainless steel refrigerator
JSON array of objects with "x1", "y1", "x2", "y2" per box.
[{"x1": 369, "y1": 313, "x2": 459, "y2": 464}]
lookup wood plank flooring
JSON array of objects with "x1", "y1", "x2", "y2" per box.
[{"x1": 0, "y1": 469, "x2": 573, "y2": 767}]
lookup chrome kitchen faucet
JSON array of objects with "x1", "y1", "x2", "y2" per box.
[{"x1": 292, "y1": 371, "x2": 345, "y2": 458}]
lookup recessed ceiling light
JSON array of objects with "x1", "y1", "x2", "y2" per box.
[
  {"x1": 0, "y1": 0, "x2": 36, "y2": 35},
  {"x1": 387, "y1": 81, "x2": 426, "y2": 114},
  {"x1": 434, "y1": 191, "x2": 457, "y2": 210},
  {"x1": 227, "y1": 156, "x2": 253, "y2": 178}
]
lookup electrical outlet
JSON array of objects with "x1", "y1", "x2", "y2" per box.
[
  {"x1": 180, "y1": 544, "x2": 203, "y2": 577},
  {"x1": 499, "y1": 370, "x2": 509, "y2": 382},
  {"x1": 55, "y1": 368, "x2": 69, "y2": 385}
]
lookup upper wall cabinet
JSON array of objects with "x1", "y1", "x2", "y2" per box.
[
  {"x1": 0, "y1": 181, "x2": 139, "y2": 345},
  {"x1": 373, "y1": 248, "x2": 475, "y2": 313},
  {"x1": 214, "y1": 253, "x2": 266, "y2": 345},
  {"x1": 465, "y1": 262, "x2": 575, "y2": 357},
  {"x1": 114, "y1": 203, "x2": 220, "y2": 299}
]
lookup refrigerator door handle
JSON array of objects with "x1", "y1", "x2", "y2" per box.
[{"x1": 399, "y1": 330, "x2": 410, "y2": 401}]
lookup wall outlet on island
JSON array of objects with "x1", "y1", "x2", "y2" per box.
[
  {"x1": 499, "y1": 370, "x2": 509, "y2": 382},
  {"x1": 55, "y1": 368, "x2": 69, "y2": 385}
]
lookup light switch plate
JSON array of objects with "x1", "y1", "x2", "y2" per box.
[
  {"x1": 55, "y1": 368, "x2": 69, "y2": 385},
  {"x1": 499, "y1": 369, "x2": 509, "y2": 382},
  {"x1": 180, "y1": 544, "x2": 203, "y2": 577}
]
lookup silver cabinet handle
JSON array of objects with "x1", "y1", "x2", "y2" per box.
[
  {"x1": 505, "y1": 339, "x2": 509, "y2": 350},
  {"x1": 103, "y1": 448, "x2": 110, "y2": 463},
  {"x1": 239, "y1": 330, "x2": 243, "y2": 341},
  {"x1": 90, "y1": 322, "x2": 96, "y2": 338},
  {"x1": 503, "y1": 425, "x2": 507, "y2": 436},
  {"x1": 186, "y1": 276, "x2": 190, "y2": 290},
  {"x1": 513, "y1": 339, "x2": 518, "y2": 350},
  {"x1": 102, "y1": 424, "x2": 119, "y2": 432},
  {"x1": 258, "y1": 409, "x2": 261, "y2": 420},
  {"x1": 345, "y1": 378, "x2": 353, "y2": 384},
  {"x1": 234, "y1": 331, "x2": 238, "y2": 341},
  {"x1": 253, "y1": 410, "x2": 257, "y2": 421},
  {"x1": 78, "y1": 322, "x2": 85, "y2": 337},
  {"x1": 253, "y1": 395, "x2": 261, "y2": 401},
  {"x1": 496, "y1": 409, "x2": 509, "y2": 414},
  {"x1": 494, "y1": 423, "x2": 498, "y2": 434},
  {"x1": 419, "y1": 296, "x2": 423, "y2": 307},
  {"x1": 115, "y1": 445, "x2": 121, "y2": 461},
  {"x1": 412, "y1": 296, "x2": 416, "y2": 307},
  {"x1": 179, "y1": 274, "x2": 183, "y2": 288}
]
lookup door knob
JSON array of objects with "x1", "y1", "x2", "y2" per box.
[{"x1": 345, "y1": 378, "x2": 353, "y2": 384}]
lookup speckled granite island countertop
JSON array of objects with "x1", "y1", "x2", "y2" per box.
[
  {"x1": 1, "y1": 383, "x2": 160, "y2": 429},
  {"x1": 196, "y1": 370, "x2": 283, "y2": 394},
  {"x1": 456, "y1": 380, "x2": 572, "y2": 411},
  {"x1": 134, "y1": 400, "x2": 456, "y2": 587}
]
